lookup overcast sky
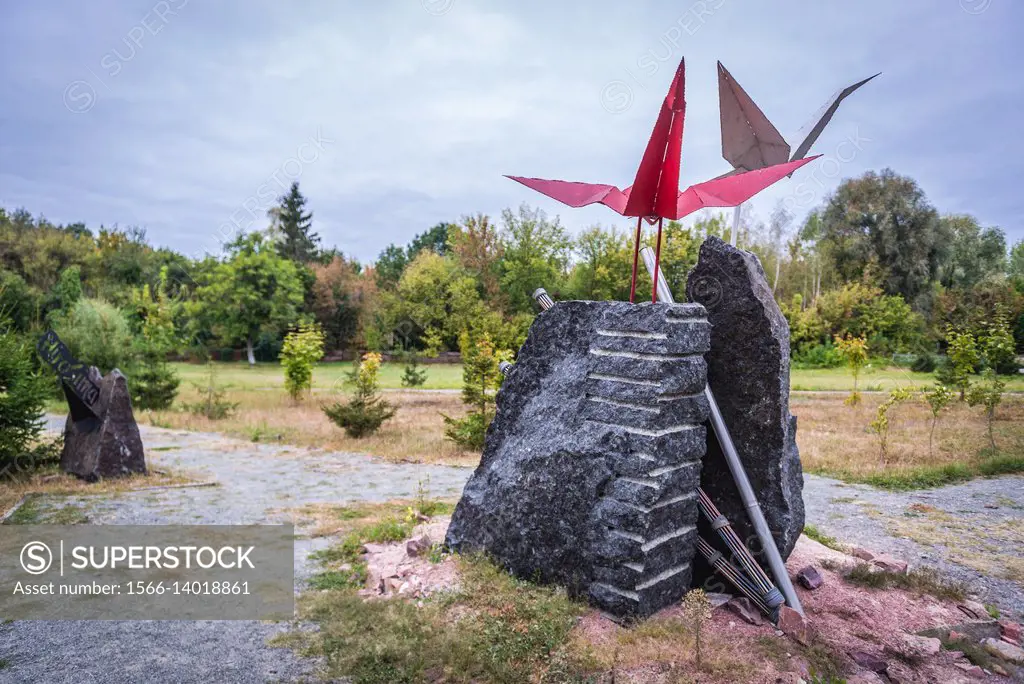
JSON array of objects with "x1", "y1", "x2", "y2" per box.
[{"x1": 1, "y1": 1, "x2": 1021, "y2": 263}]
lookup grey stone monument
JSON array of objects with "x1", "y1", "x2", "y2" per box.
[
  {"x1": 37, "y1": 331, "x2": 146, "y2": 481},
  {"x1": 446, "y1": 301, "x2": 711, "y2": 617}
]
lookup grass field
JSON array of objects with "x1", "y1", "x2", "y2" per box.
[
  {"x1": 133, "y1": 361, "x2": 1024, "y2": 489},
  {"x1": 169, "y1": 360, "x2": 1024, "y2": 393}
]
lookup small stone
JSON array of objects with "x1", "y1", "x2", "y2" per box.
[
  {"x1": 778, "y1": 606, "x2": 809, "y2": 646},
  {"x1": 773, "y1": 674, "x2": 803, "y2": 684},
  {"x1": 954, "y1": 663, "x2": 985, "y2": 679},
  {"x1": 982, "y1": 637, "x2": 1024, "y2": 664},
  {"x1": 847, "y1": 674, "x2": 885, "y2": 684},
  {"x1": 991, "y1": 663, "x2": 1009, "y2": 677},
  {"x1": 706, "y1": 592, "x2": 733, "y2": 608},
  {"x1": 999, "y1": 619, "x2": 1021, "y2": 643},
  {"x1": 849, "y1": 650, "x2": 887, "y2": 673},
  {"x1": 727, "y1": 597, "x2": 763, "y2": 625},
  {"x1": 948, "y1": 630, "x2": 966, "y2": 642},
  {"x1": 898, "y1": 634, "x2": 941, "y2": 658},
  {"x1": 885, "y1": 661, "x2": 917, "y2": 684},
  {"x1": 405, "y1": 535, "x2": 432, "y2": 557},
  {"x1": 851, "y1": 547, "x2": 875, "y2": 561},
  {"x1": 870, "y1": 554, "x2": 908, "y2": 574},
  {"x1": 362, "y1": 542, "x2": 388, "y2": 554},
  {"x1": 796, "y1": 565, "x2": 823, "y2": 590},
  {"x1": 958, "y1": 600, "x2": 989, "y2": 620}
]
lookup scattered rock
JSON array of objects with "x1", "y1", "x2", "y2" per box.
[
  {"x1": 796, "y1": 565, "x2": 823, "y2": 590},
  {"x1": 870, "y1": 554, "x2": 908, "y2": 574},
  {"x1": 727, "y1": 597, "x2": 763, "y2": 625},
  {"x1": 850, "y1": 650, "x2": 888, "y2": 673},
  {"x1": 949, "y1": 630, "x2": 966, "y2": 642},
  {"x1": 405, "y1": 535, "x2": 432, "y2": 557},
  {"x1": 998, "y1": 619, "x2": 1021, "y2": 644},
  {"x1": 983, "y1": 637, "x2": 1024, "y2": 664},
  {"x1": 897, "y1": 634, "x2": 941, "y2": 658},
  {"x1": 706, "y1": 592, "x2": 733, "y2": 608},
  {"x1": 847, "y1": 674, "x2": 886, "y2": 684},
  {"x1": 991, "y1": 663, "x2": 1009, "y2": 677},
  {"x1": 852, "y1": 547, "x2": 876, "y2": 562},
  {"x1": 954, "y1": 663, "x2": 985, "y2": 679},
  {"x1": 778, "y1": 606, "x2": 809, "y2": 646},
  {"x1": 686, "y1": 237, "x2": 805, "y2": 584},
  {"x1": 885, "y1": 660, "x2": 918, "y2": 684},
  {"x1": 773, "y1": 674, "x2": 803, "y2": 684},
  {"x1": 362, "y1": 542, "x2": 388, "y2": 554},
  {"x1": 958, "y1": 600, "x2": 989, "y2": 620}
]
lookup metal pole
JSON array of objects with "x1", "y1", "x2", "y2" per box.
[
  {"x1": 629, "y1": 216, "x2": 643, "y2": 303},
  {"x1": 532, "y1": 288, "x2": 555, "y2": 311},
  {"x1": 650, "y1": 217, "x2": 664, "y2": 303},
  {"x1": 639, "y1": 246, "x2": 804, "y2": 616},
  {"x1": 730, "y1": 204, "x2": 742, "y2": 247}
]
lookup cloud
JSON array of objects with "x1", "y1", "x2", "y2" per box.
[{"x1": 0, "y1": 0, "x2": 1020, "y2": 264}]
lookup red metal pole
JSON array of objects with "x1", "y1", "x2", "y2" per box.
[
  {"x1": 628, "y1": 216, "x2": 642, "y2": 303},
  {"x1": 651, "y1": 217, "x2": 664, "y2": 303}
]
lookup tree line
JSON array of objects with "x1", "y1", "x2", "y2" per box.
[{"x1": 2, "y1": 170, "x2": 1023, "y2": 375}]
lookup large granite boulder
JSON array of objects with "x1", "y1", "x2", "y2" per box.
[
  {"x1": 685, "y1": 236, "x2": 804, "y2": 584},
  {"x1": 61, "y1": 368, "x2": 146, "y2": 481},
  {"x1": 446, "y1": 301, "x2": 711, "y2": 617}
]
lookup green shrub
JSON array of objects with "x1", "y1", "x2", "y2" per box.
[
  {"x1": 130, "y1": 349, "x2": 180, "y2": 411},
  {"x1": 443, "y1": 331, "x2": 507, "y2": 450},
  {"x1": 323, "y1": 352, "x2": 395, "y2": 438},
  {"x1": 400, "y1": 351, "x2": 427, "y2": 388},
  {"x1": 52, "y1": 298, "x2": 135, "y2": 374},
  {"x1": 792, "y1": 342, "x2": 844, "y2": 369},
  {"x1": 182, "y1": 363, "x2": 237, "y2": 419},
  {"x1": 280, "y1": 323, "x2": 325, "y2": 400},
  {"x1": 0, "y1": 320, "x2": 52, "y2": 478},
  {"x1": 910, "y1": 353, "x2": 938, "y2": 373}
]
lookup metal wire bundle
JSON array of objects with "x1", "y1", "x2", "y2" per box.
[
  {"x1": 698, "y1": 488, "x2": 785, "y2": 615},
  {"x1": 695, "y1": 536, "x2": 771, "y2": 616}
]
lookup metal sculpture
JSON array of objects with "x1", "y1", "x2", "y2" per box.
[
  {"x1": 717, "y1": 62, "x2": 880, "y2": 244},
  {"x1": 36, "y1": 330, "x2": 101, "y2": 421},
  {"x1": 507, "y1": 58, "x2": 817, "y2": 303}
]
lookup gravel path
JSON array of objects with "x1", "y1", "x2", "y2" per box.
[
  {"x1": 0, "y1": 419, "x2": 1020, "y2": 682},
  {"x1": 0, "y1": 419, "x2": 471, "y2": 684}
]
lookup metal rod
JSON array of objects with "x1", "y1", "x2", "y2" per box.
[
  {"x1": 499, "y1": 361, "x2": 514, "y2": 376},
  {"x1": 650, "y1": 217, "x2": 664, "y2": 303},
  {"x1": 730, "y1": 204, "x2": 742, "y2": 247},
  {"x1": 641, "y1": 247, "x2": 805, "y2": 616},
  {"x1": 640, "y1": 245, "x2": 674, "y2": 305},
  {"x1": 696, "y1": 537, "x2": 771, "y2": 616},
  {"x1": 629, "y1": 216, "x2": 643, "y2": 303}
]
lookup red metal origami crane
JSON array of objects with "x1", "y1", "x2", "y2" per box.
[{"x1": 507, "y1": 58, "x2": 819, "y2": 303}]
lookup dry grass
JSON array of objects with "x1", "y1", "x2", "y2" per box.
[
  {"x1": 794, "y1": 393, "x2": 1024, "y2": 488},
  {"x1": 0, "y1": 468, "x2": 196, "y2": 515},
  {"x1": 144, "y1": 389, "x2": 479, "y2": 466},
  {"x1": 274, "y1": 500, "x2": 454, "y2": 538},
  {"x1": 138, "y1": 386, "x2": 1024, "y2": 488}
]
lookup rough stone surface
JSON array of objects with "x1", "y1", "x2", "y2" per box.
[
  {"x1": 686, "y1": 237, "x2": 804, "y2": 583},
  {"x1": 61, "y1": 368, "x2": 146, "y2": 481},
  {"x1": 727, "y1": 596, "x2": 763, "y2": 625},
  {"x1": 777, "y1": 606, "x2": 809, "y2": 645},
  {"x1": 445, "y1": 300, "x2": 711, "y2": 617},
  {"x1": 871, "y1": 553, "x2": 908, "y2": 574},
  {"x1": 796, "y1": 565, "x2": 823, "y2": 590},
  {"x1": 983, "y1": 637, "x2": 1024, "y2": 664},
  {"x1": 850, "y1": 650, "x2": 888, "y2": 673}
]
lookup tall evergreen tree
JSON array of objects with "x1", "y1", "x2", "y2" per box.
[{"x1": 273, "y1": 182, "x2": 320, "y2": 264}]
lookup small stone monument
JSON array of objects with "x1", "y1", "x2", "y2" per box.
[
  {"x1": 446, "y1": 301, "x2": 712, "y2": 617},
  {"x1": 37, "y1": 331, "x2": 146, "y2": 481}
]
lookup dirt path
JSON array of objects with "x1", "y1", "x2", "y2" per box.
[{"x1": 0, "y1": 419, "x2": 1020, "y2": 682}]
